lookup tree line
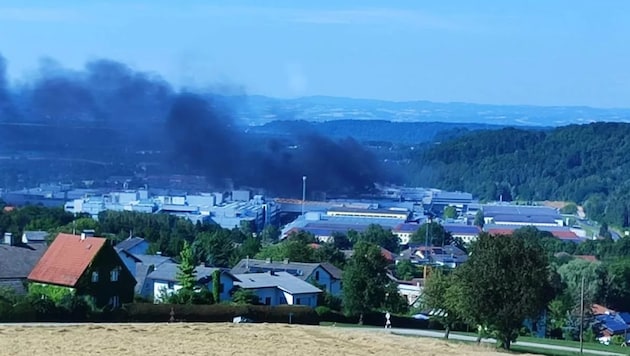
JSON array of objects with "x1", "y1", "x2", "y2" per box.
[{"x1": 408, "y1": 122, "x2": 630, "y2": 227}]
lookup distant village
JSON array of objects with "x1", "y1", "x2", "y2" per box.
[{"x1": 1, "y1": 181, "x2": 628, "y2": 346}]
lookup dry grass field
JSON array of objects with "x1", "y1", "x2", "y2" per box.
[{"x1": 0, "y1": 323, "x2": 521, "y2": 356}]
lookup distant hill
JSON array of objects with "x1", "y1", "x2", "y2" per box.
[
  {"x1": 247, "y1": 120, "x2": 516, "y2": 145},
  {"x1": 231, "y1": 95, "x2": 630, "y2": 127},
  {"x1": 409, "y1": 122, "x2": 630, "y2": 227}
]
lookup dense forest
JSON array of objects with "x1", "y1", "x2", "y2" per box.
[{"x1": 410, "y1": 122, "x2": 630, "y2": 227}]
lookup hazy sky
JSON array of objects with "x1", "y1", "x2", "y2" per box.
[{"x1": 1, "y1": 1, "x2": 629, "y2": 107}]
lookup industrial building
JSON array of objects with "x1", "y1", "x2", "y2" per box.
[
  {"x1": 482, "y1": 204, "x2": 564, "y2": 227},
  {"x1": 64, "y1": 189, "x2": 279, "y2": 232}
]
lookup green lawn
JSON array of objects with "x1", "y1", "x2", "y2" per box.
[{"x1": 319, "y1": 323, "x2": 628, "y2": 355}]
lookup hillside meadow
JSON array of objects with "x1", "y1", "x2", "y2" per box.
[{"x1": 0, "y1": 322, "x2": 519, "y2": 356}]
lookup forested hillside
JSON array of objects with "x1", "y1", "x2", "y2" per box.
[{"x1": 410, "y1": 122, "x2": 630, "y2": 227}]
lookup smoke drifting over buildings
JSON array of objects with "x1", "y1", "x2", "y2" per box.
[{"x1": 0, "y1": 54, "x2": 386, "y2": 196}]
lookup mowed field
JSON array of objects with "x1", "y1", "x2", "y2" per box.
[{"x1": 0, "y1": 323, "x2": 520, "y2": 356}]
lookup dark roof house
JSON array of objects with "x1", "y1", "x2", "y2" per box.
[{"x1": 0, "y1": 236, "x2": 48, "y2": 294}]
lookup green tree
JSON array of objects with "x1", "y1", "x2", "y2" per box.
[
  {"x1": 260, "y1": 225, "x2": 280, "y2": 244},
  {"x1": 382, "y1": 282, "x2": 409, "y2": 315},
  {"x1": 456, "y1": 232, "x2": 553, "y2": 350},
  {"x1": 232, "y1": 288, "x2": 259, "y2": 305},
  {"x1": 193, "y1": 230, "x2": 236, "y2": 268},
  {"x1": 313, "y1": 242, "x2": 347, "y2": 268},
  {"x1": 212, "y1": 269, "x2": 221, "y2": 303},
  {"x1": 342, "y1": 242, "x2": 390, "y2": 322},
  {"x1": 410, "y1": 222, "x2": 458, "y2": 248},
  {"x1": 255, "y1": 231, "x2": 316, "y2": 263},
  {"x1": 395, "y1": 260, "x2": 418, "y2": 280},
  {"x1": 443, "y1": 206, "x2": 457, "y2": 219},
  {"x1": 557, "y1": 259, "x2": 606, "y2": 310},
  {"x1": 357, "y1": 224, "x2": 400, "y2": 253},
  {"x1": 176, "y1": 241, "x2": 197, "y2": 291},
  {"x1": 599, "y1": 222, "x2": 612, "y2": 239},
  {"x1": 473, "y1": 210, "x2": 484, "y2": 229},
  {"x1": 603, "y1": 258, "x2": 630, "y2": 311},
  {"x1": 239, "y1": 235, "x2": 262, "y2": 260},
  {"x1": 560, "y1": 203, "x2": 578, "y2": 215},
  {"x1": 422, "y1": 269, "x2": 462, "y2": 339}
]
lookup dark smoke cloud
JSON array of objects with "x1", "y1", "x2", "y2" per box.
[
  {"x1": 0, "y1": 54, "x2": 16, "y2": 120},
  {"x1": 0, "y1": 53, "x2": 386, "y2": 196}
]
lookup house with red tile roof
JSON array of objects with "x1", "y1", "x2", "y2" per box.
[{"x1": 28, "y1": 233, "x2": 135, "y2": 308}]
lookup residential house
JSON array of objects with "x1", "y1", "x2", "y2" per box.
[
  {"x1": 147, "y1": 263, "x2": 238, "y2": 303},
  {"x1": 115, "y1": 251, "x2": 174, "y2": 299},
  {"x1": 21, "y1": 230, "x2": 49, "y2": 244},
  {"x1": 0, "y1": 233, "x2": 48, "y2": 294},
  {"x1": 115, "y1": 236, "x2": 150, "y2": 256},
  {"x1": 231, "y1": 258, "x2": 343, "y2": 297},
  {"x1": 443, "y1": 224, "x2": 480, "y2": 244},
  {"x1": 591, "y1": 304, "x2": 630, "y2": 344},
  {"x1": 233, "y1": 271, "x2": 322, "y2": 307},
  {"x1": 392, "y1": 223, "x2": 420, "y2": 245},
  {"x1": 398, "y1": 244, "x2": 468, "y2": 268},
  {"x1": 27, "y1": 233, "x2": 136, "y2": 308}
]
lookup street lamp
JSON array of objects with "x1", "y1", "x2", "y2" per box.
[{"x1": 301, "y1": 176, "x2": 307, "y2": 215}]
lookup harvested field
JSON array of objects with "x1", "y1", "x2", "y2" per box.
[{"x1": 0, "y1": 323, "x2": 520, "y2": 356}]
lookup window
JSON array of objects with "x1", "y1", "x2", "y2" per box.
[
  {"x1": 296, "y1": 298, "x2": 301, "y2": 305},
  {"x1": 167, "y1": 282, "x2": 175, "y2": 289},
  {"x1": 219, "y1": 283, "x2": 224, "y2": 293},
  {"x1": 265, "y1": 297, "x2": 271, "y2": 305},
  {"x1": 109, "y1": 295, "x2": 120, "y2": 308},
  {"x1": 110, "y1": 267, "x2": 120, "y2": 282},
  {"x1": 91, "y1": 271, "x2": 99, "y2": 283},
  {"x1": 315, "y1": 271, "x2": 320, "y2": 281}
]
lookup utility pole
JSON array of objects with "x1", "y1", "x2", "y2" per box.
[
  {"x1": 580, "y1": 274, "x2": 584, "y2": 355},
  {"x1": 301, "y1": 176, "x2": 307, "y2": 215}
]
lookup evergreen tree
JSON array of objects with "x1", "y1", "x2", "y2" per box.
[{"x1": 176, "y1": 241, "x2": 197, "y2": 291}]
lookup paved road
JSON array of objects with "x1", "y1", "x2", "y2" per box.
[{"x1": 363, "y1": 327, "x2": 626, "y2": 356}]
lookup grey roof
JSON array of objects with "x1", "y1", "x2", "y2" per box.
[
  {"x1": 132, "y1": 254, "x2": 174, "y2": 266},
  {"x1": 231, "y1": 259, "x2": 342, "y2": 281},
  {"x1": 483, "y1": 205, "x2": 560, "y2": 217},
  {"x1": 319, "y1": 262, "x2": 343, "y2": 280},
  {"x1": 114, "y1": 237, "x2": 146, "y2": 252},
  {"x1": 0, "y1": 242, "x2": 48, "y2": 279},
  {"x1": 147, "y1": 263, "x2": 236, "y2": 283},
  {"x1": 233, "y1": 271, "x2": 322, "y2": 294},
  {"x1": 22, "y1": 231, "x2": 48, "y2": 243},
  {"x1": 134, "y1": 263, "x2": 153, "y2": 295}
]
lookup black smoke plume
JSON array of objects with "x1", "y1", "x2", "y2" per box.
[{"x1": 0, "y1": 54, "x2": 386, "y2": 197}]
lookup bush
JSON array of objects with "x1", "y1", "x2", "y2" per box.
[
  {"x1": 315, "y1": 306, "x2": 332, "y2": 317},
  {"x1": 125, "y1": 303, "x2": 319, "y2": 325}
]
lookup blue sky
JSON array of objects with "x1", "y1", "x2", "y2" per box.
[{"x1": 1, "y1": 1, "x2": 629, "y2": 107}]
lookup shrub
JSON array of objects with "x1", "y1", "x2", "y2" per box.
[
  {"x1": 315, "y1": 306, "x2": 331, "y2": 317},
  {"x1": 125, "y1": 303, "x2": 319, "y2": 325}
]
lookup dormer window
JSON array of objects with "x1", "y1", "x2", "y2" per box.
[
  {"x1": 91, "y1": 271, "x2": 99, "y2": 283},
  {"x1": 110, "y1": 267, "x2": 120, "y2": 282}
]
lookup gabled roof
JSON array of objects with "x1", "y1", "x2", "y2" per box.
[
  {"x1": 231, "y1": 258, "x2": 337, "y2": 281},
  {"x1": 28, "y1": 233, "x2": 107, "y2": 287},
  {"x1": 0, "y1": 242, "x2": 48, "y2": 279},
  {"x1": 114, "y1": 237, "x2": 146, "y2": 252},
  {"x1": 147, "y1": 263, "x2": 237, "y2": 283},
  {"x1": 233, "y1": 271, "x2": 322, "y2": 294},
  {"x1": 319, "y1": 262, "x2": 343, "y2": 280}
]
